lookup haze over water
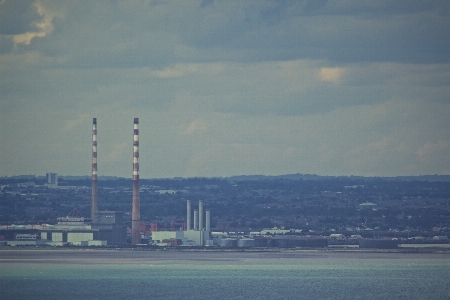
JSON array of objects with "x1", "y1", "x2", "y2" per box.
[{"x1": 1, "y1": 250, "x2": 449, "y2": 299}]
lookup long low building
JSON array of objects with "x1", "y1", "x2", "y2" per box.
[
  {"x1": 39, "y1": 216, "x2": 106, "y2": 246},
  {"x1": 152, "y1": 229, "x2": 213, "y2": 246},
  {"x1": 40, "y1": 211, "x2": 126, "y2": 246},
  {"x1": 216, "y1": 236, "x2": 329, "y2": 248}
]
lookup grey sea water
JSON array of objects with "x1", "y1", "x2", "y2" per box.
[{"x1": 0, "y1": 250, "x2": 449, "y2": 300}]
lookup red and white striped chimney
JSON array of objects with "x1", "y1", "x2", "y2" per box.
[
  {"x1": 131, "y1": 118, "x2": 141, "y2": 245},
  {"x1": 91, "y1": 118, "x2": 98, "y2": 220}
]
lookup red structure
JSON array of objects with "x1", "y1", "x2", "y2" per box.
[
  {"x1": 171, "y1": 222, "x2": 186, "y2": 231},
  {"x1": 139, "y1": 222, "x2": 161, "y2": 234}
]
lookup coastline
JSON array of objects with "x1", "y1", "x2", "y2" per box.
[{"x1": 1, "y1": 246, "x2": 449, "y2": 255}]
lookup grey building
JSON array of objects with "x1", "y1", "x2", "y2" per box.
[{"x1": 92, "y1": 211, "x2": 127, "y2": 245}]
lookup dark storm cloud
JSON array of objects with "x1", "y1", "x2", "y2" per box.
[{"x1": 0, "y1": 0, "x2": 42, "y2": 35}]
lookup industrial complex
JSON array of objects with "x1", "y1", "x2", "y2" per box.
[
  {"x1": 0, "y1": 118, "x2": 216, "y2": 247},
  {"x1": 152, "y1": 200, "x2": 212, "y2": 246},
  {"x1": 1, "y1": 118, "x2": 449, "y2": 250}
]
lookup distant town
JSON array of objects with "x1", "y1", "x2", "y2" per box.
[{"x1": 1, "y1": 173, "x2": 449, "y2": 250}]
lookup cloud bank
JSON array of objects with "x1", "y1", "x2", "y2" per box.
[{"x1": 1, "y1": 0, "x2": 449, "y2": 178}]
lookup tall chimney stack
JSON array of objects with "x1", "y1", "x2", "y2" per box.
[
  {"x1": 91, "y1": 118, "x2": 98, "y2": 220},
  {"x1": 186, "y1": 200, "x2": 191, "y2": 230},
  {"x1": 194, "y1": 209, "x2": 198, "y2": 231},
  {"x1": 131, "y1": 118, "x2": 141, "y2": 245},
  {"x1": 199, "y1": 200, "x2": 203, "y2": 230},
  {"x1": 206, "y1": 209, "x2": 210, "y2": 231}
]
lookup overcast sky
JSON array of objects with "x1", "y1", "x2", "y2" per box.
[{"x1": 1, "y1": 0, "x2": 449, "y2": 178}]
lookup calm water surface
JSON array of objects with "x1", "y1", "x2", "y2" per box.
[{"x1": 0, "y1": 250, "x2": 449, "y2": 299}]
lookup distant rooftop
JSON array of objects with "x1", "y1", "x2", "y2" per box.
[{"x1": 360, "y1": 202, "x2": 377, "y2": 206}]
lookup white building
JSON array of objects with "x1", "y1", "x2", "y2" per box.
[
  {"x1": 40, "y1": 216, "x2": 106, "y2": 246},
  {"x1": 46, "y1": 173, "x2": 58, "y2": 187}
]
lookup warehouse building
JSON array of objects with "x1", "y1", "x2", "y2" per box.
[
  {"x1": 38, "y1": 208, "x2": 126, "y2": 246},
  {"x1": 40, "y1": 215, "x2": 105, "y2": 246}
]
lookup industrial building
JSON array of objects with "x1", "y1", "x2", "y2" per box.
[
  {"x1": 1, "y1": 118, "x2": 330, "y2": 249},
  {"x1": 213, "y1": 235, "x2": 328, "y2": 248},
  {"x1": 92, "y1": 211, "x2": 127, "y2": 245},
  {"x1": 45, "y1": 172, "x2": 58, "y2": 187},
  {"x1": 150, "y1": 201, "x2": 329, "y2": 248},
  {"x1": 39, "y1": 209, "x2": 102, "y2": 246},
  {"x1": 0, "y1": 209, "x2": 126, "y2": 247},
  {"x1": 38, "y1": 209, "x2": 126, "y2": 246},
  {"x1": 151, "y1": 200, "x2": 212, "y2": 246},
  {"x1": 359, "y1": 239, "x2": 398, "y2": 249},
  {"x1": 5, "y1": 233, "x2": 46, "y2": 247},
  {"x1": 40, "y1": 215, "x2": 105, "y2": 246},
  {"x1": 31, "y1": 118, "x2": 131, "y2": 246}
]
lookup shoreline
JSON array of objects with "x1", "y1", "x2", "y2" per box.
[{"x1": 1, "y1": 246, "x2": 449, "y2": 254}]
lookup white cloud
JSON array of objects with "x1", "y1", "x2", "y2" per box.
[
  {"x1": 181, "y1": 119, "x2": 207, "y2": 135},
  {"x1": 12, "y1": 1, "x2": 55, "y2": 45},
  {"x1": 318, "y1": 67, "x2": 344, "y2": 83},
  {"x1": 63, "y1": 113, "x2": 89, "y2": 131},
  {"x1": 152, "y1": 63, "x2": 224, "y2": 79},
  {"x1": 106, "y1": 142, "x2": 127, "y2": 164},
  {"x1": 152, "y1": 64, "x2": 200, "y2": 79},
  {"x1": 417, "y1": 140, "x2": 450, "y2": 162}
]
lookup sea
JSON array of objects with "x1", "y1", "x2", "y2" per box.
[{"x1": 0, "y1": 249, "x2": 449, "y2": 300}]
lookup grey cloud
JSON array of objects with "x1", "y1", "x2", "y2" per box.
[
  {"x1": 181, "y1": 0, "x2": 450, "y2": 63},
  {"x1": 0, "y1": 36, "x2": 14, "y2": 53},
  {"x1": 205, "y1": 85, "x2": 390, "y2": 116},
  {"x1": 24, "y1": 1, "x2": 177, "y2": 68},
  {"x1": 153, "y1": 61, "x2": 448, "y2": 116},
  {"x1": 1, "y1": 0, "x2": 450, "y2": 178},
  {"x1": 320, "y1": 0, "x2": 434, "y2": 15},
  {"x1": 0, "y1": 0, "x2": 42, "y2": 35},
  {"x1": 7, "y1": 0, "x2": 447, "y2": 70},
  {"x1": 200, "y1": 0, "x2": 214, "y2": 8}
]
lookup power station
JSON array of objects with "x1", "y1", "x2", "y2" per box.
[
  {"x1": 88, "y1": 117, "x2": 138, "y2": 245},
  {"x1": 3, "y1": 119, "x2": 443, "y2": 250},
  {"x1": 151, "y1": 200, "x2": 211, "y2": 246},
  {"x1": 8, "y1": 117, "x2": 215, "y2": 247},
  {"x1": 41, "y1": 118, "x2": 130, "y2": 246}
]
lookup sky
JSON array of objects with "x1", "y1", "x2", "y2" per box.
[{"x1": 1, "y1": 0, "x2": 450, "y2": 178}]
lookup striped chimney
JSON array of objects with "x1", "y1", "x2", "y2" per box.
[
  {"x1": 131, "y1": 118, "x2": 141, "y2": 245},
  {"x1": 91, "y1": 118, "x2": 98, "y2": 220}
]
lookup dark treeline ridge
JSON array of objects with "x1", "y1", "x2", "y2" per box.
[{"x1": 1, "y1": 175, "x2": 449, "y2": 237}]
